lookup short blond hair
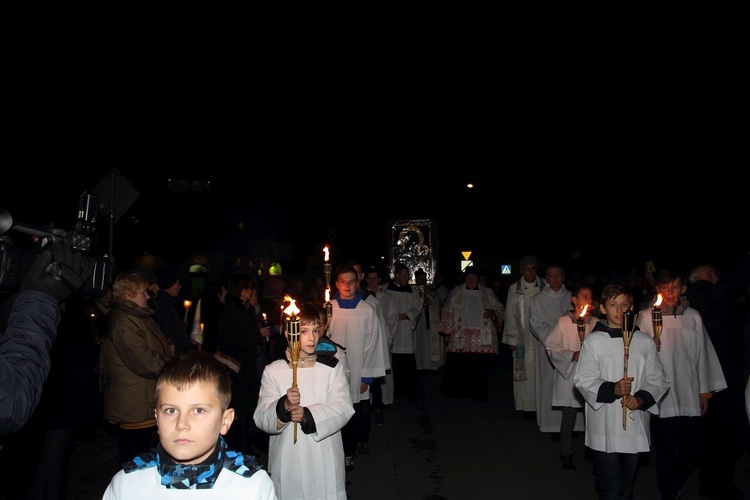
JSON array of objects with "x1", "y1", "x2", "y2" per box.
[{"x1": 111, "y1": 270, "x2": 148, "y2": 299}]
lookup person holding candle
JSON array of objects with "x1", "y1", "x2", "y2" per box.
[
  {"x1": 327, "y1": 262, "x2": 387, "y2": 473},
  {"x1": 574, "y1": 281, "x2": 669, "y2": 499},
  {"x1": 635, "y1": 269, "x2": 726, "y2": 500},
  {"x1": 544, "y1": 281, "x2": 594, "y2": 470},
  {"x1": 254, "y1": 302, "x2": 354, "y2": 499}
]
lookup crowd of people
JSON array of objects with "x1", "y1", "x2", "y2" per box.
[{"x1": 1, "y1": 242, "x2": 749, "y2": 499}]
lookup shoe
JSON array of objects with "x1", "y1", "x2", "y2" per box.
[
  {"x1": 560, "y1": 455, "x2": 576, "y2": 471},
  {"x1": 345, "y1": 456, "x2": 354, "y2": 473},
  {"x1": 356, "y1": 442, "x2": 369, "y2": 455}
]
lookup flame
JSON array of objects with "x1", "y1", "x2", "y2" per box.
[
  {"x1": 284, "y1": 297, "x2": 300, "y2": 316},
  {"x1": 579, "y1": 304, "x2": 589, "y2": 318},
  {"x1": 324, "y1": 246, "x2": 329, "y2": 262},
  {"x1": 262, "y1": 313, "x2": 267, "y2": 321},
  {"x1": 654, "y1": 293, "x2": 663, "y2": 308},
  {"x1": 325, "y1": 288, "x2": 330, "y2": 302}
]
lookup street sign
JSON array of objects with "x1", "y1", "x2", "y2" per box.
[{"x1": 91, "y1": 167, "x2": 139, "y2": 221}]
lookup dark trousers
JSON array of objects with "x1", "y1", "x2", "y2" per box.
[
  {"x1": 342, "y1": 399, "x2": 371, "y2": 456},
  {"x1": 592, "y1": 450, "x2": 639, "y2": 499},
  {"x1": 117, "y1": 425, "x2": 157, "y2": 465},
  {"x1": 559, "y1": 406, "x2": 580, "y2": 458},
  {"x1": 651, "y1": 415, "x2": 702, "y2": 500}
]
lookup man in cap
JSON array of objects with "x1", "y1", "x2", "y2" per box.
[{"x1": 438, "y1": 266, "x2": 505, "y2": 401}]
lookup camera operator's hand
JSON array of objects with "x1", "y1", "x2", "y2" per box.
[{"x1": 21, "y1": 240, "x2": 93, "y2": 302}]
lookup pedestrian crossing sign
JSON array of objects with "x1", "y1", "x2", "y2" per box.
[{"x1": 501, "y1": 264, "x2": 511, "y2": 275}]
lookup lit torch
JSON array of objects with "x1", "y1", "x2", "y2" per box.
[
  {"x1": 577, "y1": 304, "x2": 589, "y2": 343},
  {"x1": 284, "y1": 298, "x2": 301, "y2": 443},
  {"x1": 621, "y1": 308, "x2": 637, "y2": 430},
  {"x1": 652, "y1": 293, "x2": 663, "y2": 352}
]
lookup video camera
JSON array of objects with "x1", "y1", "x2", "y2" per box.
[{"x1": 0, "y1": 192, "x2": 111, "y2": 297}]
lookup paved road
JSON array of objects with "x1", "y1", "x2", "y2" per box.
[{"x1": 69, "y1": 354, "x2": 749, "y2": 499}]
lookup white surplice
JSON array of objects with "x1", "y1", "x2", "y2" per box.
[
  {"x1": 529, "y1": 284, "x2": 571, "y2": 432},
  {"x1": 574, "y1": 325, "x2": 669, "y2": 453},
  {"x1": 327, "y1": 299, "x2": 387, "y2": 403},
  {"x1": 254, "y1": 358, "x2": 354, "y2": 500},
  {"x1": 636, "y1": 306, "x2": 726, "y2": 417}
]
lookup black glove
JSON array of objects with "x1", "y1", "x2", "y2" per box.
[{"x1": 21, "y1": 239, "x2": 92, "y2": 303}]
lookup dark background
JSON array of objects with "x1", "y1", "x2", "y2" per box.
[{"x1": 3, "y1": 31, "x2": 747, "y2": 283}]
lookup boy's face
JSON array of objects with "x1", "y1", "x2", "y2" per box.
[
  {"x1": 571, "y1": 288, "x2": 593, "y2": 315},
  {"x1": 657, "y1": 278, "x2": 685, "y2": 307},
  {"x1": 155, "y1": 382, "x2": 234, "y2": 465},
  {"x1": 599, "y1": 293, "x2": 631, "y2": 328},
  {"x1": 365, "y1": 272, "x2": 381, "y2": 290},
  {"x1": 336, "y1": 271, "x2": 359, "y2": 300},
  {"x1": 293, "y1": 320, "x2": 323, "y2": 355}
]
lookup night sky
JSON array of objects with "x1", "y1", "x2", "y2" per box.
[{"x1": 3, "y1": 44, "x2": 747, "y2": 282}]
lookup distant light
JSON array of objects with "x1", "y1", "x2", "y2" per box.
[
  {"x1": 269, "y1": 262, "x2": 283, "y2": 275},
  {"x1": 467, "y1": 183, "x2": 475, "y2": 189}
]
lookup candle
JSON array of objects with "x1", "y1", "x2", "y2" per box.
[
  {"x1": 183, "y1": 299, "x2": 192, "y2": 322},
  {"x1": 652, "y1": 293, "x2": 663, "y2": 350},
  {"x1": 284, "y1": 298, "x2": 301, "y2": 443},
  {"x1": 577, "y1": 304, "x2": 589, "y2": 343},
  {"x1": 261, "y1": 313, "x2": 270, "y2": 342}
]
